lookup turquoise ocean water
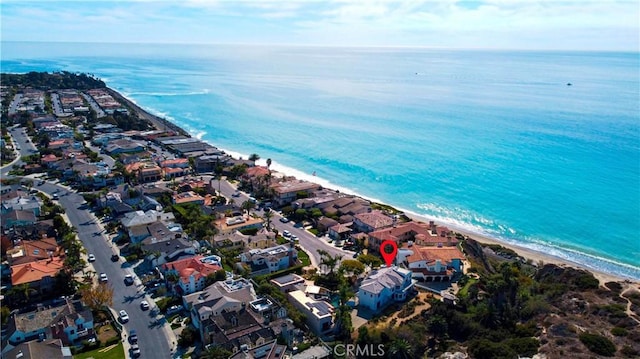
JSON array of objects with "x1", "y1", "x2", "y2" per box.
[{"x1": 2, "y1": 42, "x2": 639, "y2": 279}]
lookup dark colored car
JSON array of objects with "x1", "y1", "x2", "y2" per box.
[
  {"x1": 110, "y1": 254, "x2": 119, "y2": 262},
  {"x1": 129, "y1": 329, "x2": 138, "y2": 343}
]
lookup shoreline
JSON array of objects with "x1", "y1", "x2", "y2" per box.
[{"x1": 112, "y1": 87, "x2": 639, "y2": 285}]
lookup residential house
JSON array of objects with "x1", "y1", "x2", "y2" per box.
[
  {"x1": 121, "y1": 210, "x2": 174, "y2": 243},
  {"x1": 6, "y1": 237, "x2": 61, "y2": 265},
  {"x1": 357, "y1": 266, "x2": 414, "y2": 312},
  {"x1": 328, "y1": 222, "x2": 353, "y2": 241},
  {"x1": 161, "y1": 255, "x2": 222, "y2": 295},
  {"x1": 5, "y1": 299, "x2": 93, "y2": 346},
  {"x1": 2, "y1": 339, "x2": 72, "y2": 359},
  {"x1": 1, "y1": 194, "x2": 42, "y2": 217},
  {"x1": 367, "y1": 220, "x2": 457, "y2": 251},
  {"x1": 238, "y1": 244, "x2": 297, "y2": 276},
  {"x1": 228, "y1": 340, "x2": 286, "y2": 359},
  {"x1": 214, "y1": 215, "x2": 263, "y2": 235},
  {"x1": 142, "y1": 235, "x2": 196, "y2": 267},
  {"x1": 126, "y1": 162, "x2": 162, "y2": 183},
  {"x1": 269, "y1": 180, "x2": 321, "y2": 207},
  {"x1": 288, "y1": 290, "x2": 334, "y2": 336},
  {"x1": 245, "y1": 229, "x2": 278, "y2": 250},
  {"x1": 194, "y1": 153, "x2": 231, "y2": 173},
  {"x1": 400, "y1": 245, "x2": 464, "y2": 282},
  {"x1": 316, "y1": 217, "x2": 339, "y2": 233},
  {"x1": 269, "y1": 273, "x2": 305, "y2": 293},
  {"x1": 183, "y1": 278, "x2": 256, "y2": 331},
  {"x1": 40, "y1": 154, "x2": 61, "y2": 168},
  {"x1": 105, "y1": 139, "x2": 145, "y2": 155},
  {"x1": 10, "y1": 256, "x2": 65, "y2": 292},
  {"x1": 1, "y1": 210, "x2": 37, "y2": 229},
  {"x1": 172, "y1": 191, "x2": 205, "y2": 205},
  {"x1": 213, "y1": 231, "x2": 248, "y2": 250},
  {"x1": 241, "y1": 166, "x2": 271, "y2": 193},
  {"x1": 353, "y1": 210, "x2": 394, "y2": 234}
]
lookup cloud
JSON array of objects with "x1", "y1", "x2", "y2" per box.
[{"x1": 1, "y1": 0, "x2": 638, "y2": 50}]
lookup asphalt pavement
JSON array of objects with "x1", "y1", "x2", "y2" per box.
[{"x1": 3, "y1": 127, "x2": 175, "y2": 358}]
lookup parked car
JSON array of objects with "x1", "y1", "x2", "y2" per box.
[
  {"x1": 124, "y1": 274, "x2": 134, "y2": 286},
  {"x1": 166, "y1": 305, "x2": 183, "y2": 315},
  {"x1": 232, "y1": 191, "x2": 240, "y2": 197},
  {"x1": 129, "y1": 329, "x2": 138, "y2": 343},
  {"x1": 87, "y1": 254, "x2": 96, "y2": 262},
  {"x1": 130, "y1": 343, "x2": 141, "y2": 357},
  {"x1": 119, "y1": 310, "x2": 129, "y2": 323},
  {"x1": 279, "y1": 217, "x2": 290, "y2": 223},
  {"x1": 282, "y1": 230, "x2": 291, "y2": 238},
  {"x1": 110, "y1": 254, "x2": 119, "y2": 262},
  {"x1": 99, "y1": 273, "x2": 108, "y2": 282},
  {"x1": 140, "y1": 300, "x2": 150, "y2": 311}
]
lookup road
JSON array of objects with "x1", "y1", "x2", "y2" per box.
[{"x1": 2, "y1": 127, "x2": 174, "y2": 358}]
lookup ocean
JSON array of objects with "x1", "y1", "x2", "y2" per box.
[{"x1": 2, "y1": 42, "x2": 639, "y2": 279}]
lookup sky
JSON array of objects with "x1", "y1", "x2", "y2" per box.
[{"x1": 1, "y1": 0, "x2": 638, "y2": 51}]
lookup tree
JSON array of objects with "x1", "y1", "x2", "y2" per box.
[
  {"x1": 339, "y1": 259, "x2": 365, "y2": 276},
  {"x1": 263, "y1": 210, "x2": 274, "y2": 230},
  {"x1": 318, "y1": 249, "x2": 342, "y2": 276},
  {"x1": 357, "y1": 253, "x2": 382, "y2": 268},
  {"x1": 389, "y1": 338, "x2": 412, "y2": 359},
  {"x1": 178, "y1": 326, "x2": 198, "y2": 347},
  {"x1": 0, "y1": 306, "x2": 10, "y2": 326},
  {"x1": 248, "y1": 153, "x2": 260, "y2": 162},
  {"x1": 79, "y1": 282, "x2": 114, "y2": 311},
  {"x1": 241, "y1": 200, "x2": 256, "y2": 215},
  {"x1": 205, "y1": 269, "x2": 227, "y2": 286},
  {"x1": 201, "y1": 346, "x2": 232, "y2": 359}
]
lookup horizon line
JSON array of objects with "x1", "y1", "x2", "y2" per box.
[{"x1": 2, "y1": 40, "x2": 638, "y2": 53}]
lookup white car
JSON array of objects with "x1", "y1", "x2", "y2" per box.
[
  {"x1": 87, "y1": 254, "x2": 96, "y2": 262},
  {"x1": 282, "y1": 230, "x2": 291, "y2": 238},
  {"x1": 140, "y1": 300, "x2": 150, "y2": 311},
  {"x1": 118, "y1": 310, "x2": 129, "y2": 323},
  {"x1": 99, "y1": 273, "x2": 108, "y2": 282}
]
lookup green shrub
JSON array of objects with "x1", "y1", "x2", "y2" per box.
[
  {"x1": 505, "y1": 337, "x2": 539, "y2": 357},
  {"x1": 579, "y1": 332, "x2": 616, "y2": 357},
  {"x1": 125, "y1": 254, "x2": 138, "y2": 262},
  {"x1": 611, "y1": 326, "x2": 628, "y2": 336}
]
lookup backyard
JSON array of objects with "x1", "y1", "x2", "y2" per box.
[{"x1": 74, "y1": 342, "x2": 125, "y2": 359}]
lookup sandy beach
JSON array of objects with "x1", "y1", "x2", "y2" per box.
[
  {"x1": 113, "y1": 87, "x2": 638, "y2": 286},
  {"x1": 405, "y1": 212, "x2": 637, "y2": 285}
]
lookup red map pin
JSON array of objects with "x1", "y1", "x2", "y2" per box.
[{"x1": 380, "y1": 240, "x2": 398, "y2": 267}]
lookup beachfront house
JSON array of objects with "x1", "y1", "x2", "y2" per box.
[
  {"x1": 400, "y1": 245, "x2": 464, "y2": 282},
  {"x1": 353, "y1": 210, "x2": 394, "y2": 234},
  {"x1": 367, "y1": 220, "x2": 458, "y2": 251},
  {"x1": 269, "y1": 179, "x2": 321, "y2": 207}
]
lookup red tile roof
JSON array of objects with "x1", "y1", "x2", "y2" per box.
[
  {"x1": 405, "y1": 245, "x2": 464, "y2": 266},
  {"x1": 162, "y1": 255, "x2": 221, "y2": 283},
  {"x1": 11, "y1": 256, "x2": 65, "y2": 285}
]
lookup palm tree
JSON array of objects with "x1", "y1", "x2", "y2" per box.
[
  {"x1": 317, "y1": 249, "x2": 342, "y2": 276},
  {"x1": 388, "y1": 338, "x2": 412, "y2": 359},
  {"x1": 263, "y1": 210, "x2": 274, "y2": 230},
  {"x1": 248, "y1": 153, "x2": 260, "y2": 164},
  {"x1": 241, "y1": 200, "x2": 256, "y2": 216}
]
